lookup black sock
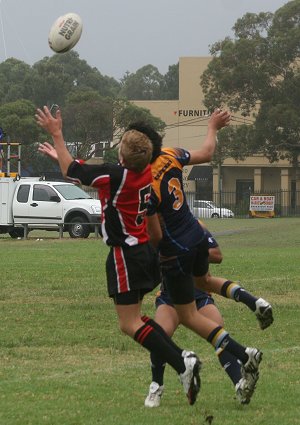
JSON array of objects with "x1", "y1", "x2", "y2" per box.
[
  {"x1": 220, "y1": 281, "x2": 258, "y2": 311},
  {"x1": 217, "y1": 349, "x2": 242, "y2": 386},
  {"x1": 150, "y1": 351, "x2": 166, "y2": 386},
  {"x1": 134, "y1": 323, "x2": 185, "y2": 374},
  {"x1": 141, "y1": 316, "x2": 183, "y2": 355},
  {"x1": 207, "y1": 326, "x2": 248, "y2": 364}
]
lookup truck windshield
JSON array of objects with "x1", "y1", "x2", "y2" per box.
[{"x1": 54, "y1": 184, "x2": 92, "y2": 200}]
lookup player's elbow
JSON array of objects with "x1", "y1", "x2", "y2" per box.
[
  {"x1": 209, "y1": 253, "x2": 223, "y2": 264},
  {"x1": 208, "y1": 248, "x2": 223, "y2": 264},
  {"x1": 189, "y1": 149, "x2": 215, "y2": 165},
  {"x1": 205, "y1": 151, "x2": 214, "y2": 162}
]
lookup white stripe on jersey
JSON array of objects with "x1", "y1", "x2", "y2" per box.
[
  {"x1": 91, "y1": 174, "x2": 110, "y2": 187},
  {"x1": 112, "y1": 169, "x2": 138, "y2": 246},
  {"x1": 101, "y1": 202, "x2": 109, "y2": 244},
  {"x1": 113, "y1": 246, "x2": 130, "y2": 293}
]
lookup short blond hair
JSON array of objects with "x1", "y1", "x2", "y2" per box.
[{"x1": 120, "y1": 130, "x2": 153, "y2": 172}]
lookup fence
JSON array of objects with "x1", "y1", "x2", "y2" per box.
[
  {"x1": 86, "y1": 188, "x2": 300, "y2": 218},
  {"x1": 185, "y1": 190, "x2": 300, "y2": 218}
]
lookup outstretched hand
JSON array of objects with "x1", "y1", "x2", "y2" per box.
[
  {"x1": 35, "y1": 106, "x2": 62, "y2": 136},
  {"x1": 35, "y1": 106, "x2": 73, "y2": 176},
  {"x1": 38, "y1": 142, "x2": 58, "y2": 161},
  {"x1": 208, "y1": 108, "x2": 231, "y2": 130}
]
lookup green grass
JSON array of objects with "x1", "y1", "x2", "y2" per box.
[{"x1": 0, "y1": 218, "x2": 300, "y2": 425}]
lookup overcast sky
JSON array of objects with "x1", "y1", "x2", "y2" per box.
[{"x1": 0, "y1": 0, "x2": 290, "y2": 80}]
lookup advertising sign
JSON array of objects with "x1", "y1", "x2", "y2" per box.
[{"x1": 249, "y1": 195, "x2": 275, "y2": 217}]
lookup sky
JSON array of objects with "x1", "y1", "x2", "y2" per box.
[{"x1": 0, "y1": 0, "x2": 291, "y2": 81}]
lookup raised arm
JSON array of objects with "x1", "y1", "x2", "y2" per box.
[
  {"x1": 38, "y1": 141, "x2": 58, "y2": 161},
  {"x1": 35, "y1": 106, "x2": 73, "y2": 177},
  {"x1": 188, "y1": 109, "x2": 231, "y2": 165}
]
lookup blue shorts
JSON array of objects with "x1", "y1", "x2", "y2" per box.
[{"x1": 155, "y1": 288, "x2": 214, "y2": 310}]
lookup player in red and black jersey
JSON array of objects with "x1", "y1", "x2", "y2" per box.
[{"x1": 36, "y1": 106, "x2": 202, "y2": 406}]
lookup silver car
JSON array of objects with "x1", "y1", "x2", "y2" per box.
[{"x1": 193, "y1": 200, "x2": 234, "y2": 218}]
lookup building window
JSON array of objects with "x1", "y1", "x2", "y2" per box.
[{"x1": 96, "y1": 141, "x2": 110, "y2": 158}]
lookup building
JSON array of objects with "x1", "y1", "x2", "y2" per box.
[{"x1": 133, "y1": 57, "x2": 300, "y2": 215}]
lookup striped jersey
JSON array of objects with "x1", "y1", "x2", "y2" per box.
[
  {"x1": 148, "y1": 147, "x2": 205, "y2": 256},
  {"x1": 67, "y1": 160, "x2": 152, "y2": 247}
]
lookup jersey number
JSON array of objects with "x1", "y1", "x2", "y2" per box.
[
  {"x1": 136, "y1": 185, "x2": 151, "y2": 226},
  {"x1": 168, "y1": 177, "x2": 184, "y2": 210}
]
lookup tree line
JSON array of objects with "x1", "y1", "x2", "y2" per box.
[
  {"x1": 0, "y1": 53, "x2": 177, "y2": 174},
  {"x1": 0, "y1": 0, "x2": 299, "y2": 176},
  {"x1": 202, "y1": 0, "x2": 300, "y2": 171}
]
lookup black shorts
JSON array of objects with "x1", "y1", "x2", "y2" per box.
[
  {"x1": 160, "y1": 239, "x2": 209, "y2": 305},
  {"x1": 155, "y1": 289, "x2": 214, "y2": 310},
  {"x1": 113, "y1": 288, "x2": 150, "y2": 305},
  {"x1": 106, "y1": 243, "x2": 161, "y2": 301}
]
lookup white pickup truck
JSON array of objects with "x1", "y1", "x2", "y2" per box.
[{"x1": 0, "y1": 177, "x2": 101, "y2": 238}]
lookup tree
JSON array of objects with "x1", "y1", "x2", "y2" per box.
[
  {"x1": 201, "y1": 0, "x2": 300, "y2": 167},
  {"x1": 0, "y1": 59, "x2": 36, "y2": 104},
  {"x1": 61, "y1": 93, "x2": 166, "y2": 161},
  {"x1": 120, "y1": 65, "x2": 164, "y2": 100},
  {"x1": 211, "y1": 124, "x2": 256, "y2": 168},
  {"x1": 0, "y1": 99, "x2": 51, "y2": 174},
  {"x1": 0, "y1": 51, "x2": 166, "y2": 171},
  {"x1": 161, "y1": 63, "x2": 179, "y2": 100},
  {"x1": 62, "y1": 89, "x2": 113, "y2": 159},
  {"x1": 32, "y1": 51, "x2": 120, "y2": 107},
  {"x1": 120, "y1": 63, "x2": 179, "y2": 100},
  {"x1": 103, "y1": 146, "x2": 119, "y2": 164}
]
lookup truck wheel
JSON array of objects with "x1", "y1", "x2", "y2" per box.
[
  {"x1": 9, "y1": 228, "x2": 25, "y2": 238},
  {"x1": 211, "y1": 213, "x2": 220, "y2": 218},
  {"x1": 68, "y1": 216, "x2": 90, "y2": 238}
]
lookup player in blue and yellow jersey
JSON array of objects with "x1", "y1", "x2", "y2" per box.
[
  {"x1": 127, "y1": 110, "x2": 269, "y2": 406},
  {"x1": 127, "y1": 115, "x2": 272, "y2": 331}
]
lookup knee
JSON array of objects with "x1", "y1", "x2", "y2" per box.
[{"x1": 177, "y1": 309, "x2": 197, "y2": 329}]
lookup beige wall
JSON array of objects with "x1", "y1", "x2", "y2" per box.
[
  {"x1": 133, "y1": 56, "x2": 296, "y2": 197},
  {"x1": 134, "y1": 57, "x2": 211, "y2": 153}
]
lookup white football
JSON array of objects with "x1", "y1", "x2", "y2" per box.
[{"x1": 48, "y1": 13, "x2": 83, "y2": 53}]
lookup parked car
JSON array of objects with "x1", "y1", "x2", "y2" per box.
[{"x1": 192, "y1": 200, "x2": 234, "y2": 218}]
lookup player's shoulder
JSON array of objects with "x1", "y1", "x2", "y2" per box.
[
  {"x1": 162, "y1": 147, "x2": 190, "y2": 159},
  {"x1": 161, "y1": 147, "x2": 190, "y2": 167}
]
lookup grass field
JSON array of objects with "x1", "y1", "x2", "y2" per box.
[{"x1": 0, "y1": 218, "x2": 299, "y2": 425}]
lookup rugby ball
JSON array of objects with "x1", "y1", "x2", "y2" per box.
[{"x1": 48, "y1": 13, "x2": 83, "y2": 53}]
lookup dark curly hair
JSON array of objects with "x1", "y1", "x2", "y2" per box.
[{"x1": 126, "y1": 121, "x2": 163, "y2": 163}]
